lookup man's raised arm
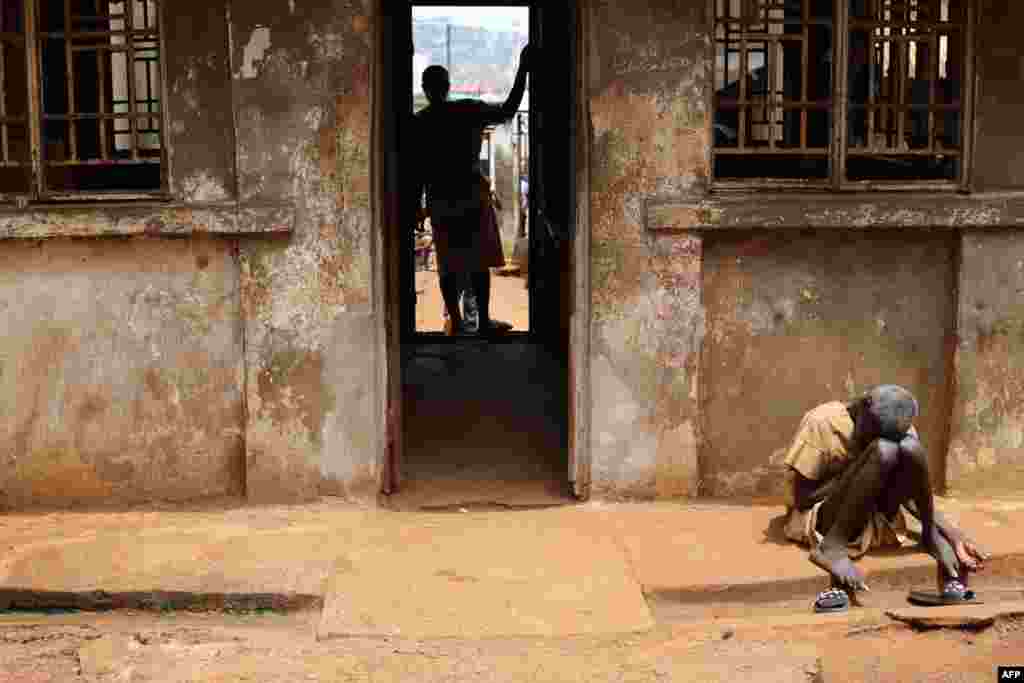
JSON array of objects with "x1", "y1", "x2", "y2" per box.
[{"x1": 479, "y1": 45, "x2": 533, "y2": 126}]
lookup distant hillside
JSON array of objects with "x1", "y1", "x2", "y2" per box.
[{"x1": 413, "y1": 18, "x2": 527, "y2": 97}]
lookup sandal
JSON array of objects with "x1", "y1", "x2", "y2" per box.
[
  {"x1": 478, "y1": 319, "x2": 513, "y2": 338},
  {"x1": 908, "y1": 579, "x2": 980, "y2": 606},
  {"x1": 813, "y1": 587, "x2": 850, "y2": 613}
]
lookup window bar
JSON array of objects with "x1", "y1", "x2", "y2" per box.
[
  {"x1": 866, "y1": 0, "x2": 876, "y2": 151},
  {"x1": 141, "y1": 0, "x2": 152, "y2": 136},
  {"x1": 143, "y1": 51, "x2": 153, "y2": 137},
  {"x1": 927, "y1": 28, "x2": 937, "y2": 151},
  {"x1": 125, "y1": 0, "x2": 137, "y2": 159},
  {"x1": 25, "y1": 0, "x2": 42, "y2": 195},
  {"x1": 767, "y1": 36, "x2": 775, "y2": 149},
  {"x1": 64, "y1": 0, "x2": 77, "y2": 161},
  {"x1": 739, "y1": 10, "x2": 747, "y2": 150},
  {"x1": 833, "y1": 0, "x2": 848, "y2": 187},
  {"x1": 157, "y1": 0, "x2": 168, "y2": 188},
  {"x1": 960, "y1": 0, "x2": 975, "y2": 189},
  {"x1": 0, "y1": 40, "x2": 8, "y2": 164},
  {"x1": 800, "y1": 0, "x2": 808, "y2": 149},
  {"x1": 97, "y1": 27, "x2": 107, "y2": 160},
  {"x1": 895, "y1": 33, "x2": 905, "y2": 150}
]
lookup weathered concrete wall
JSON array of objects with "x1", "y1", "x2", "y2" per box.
[
  {"x1": 165, "y1": 2, "x2": 236, "y2": 202},
  {"x1": 587, "y1": 0, "x2": 708, "y2": 498},
  {"x1": 0, "y1": 237, "x2": 244, "y2": 508},
  {"x1": 947, "y1": 230, "x2": 1024, "y2": 495},
  {"x1": 232, "y1": 0, "x2": 378, "y2": 502},
  {"x1": 700, "y1": 230, "x2": 956, "y2": 499},
  {"x1": 972, "y1": 0, "x2": 1024, "y2": 191}
]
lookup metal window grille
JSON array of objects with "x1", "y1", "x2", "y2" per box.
[
  {"x1": 0, "y1": 0, "x2": 163, "y2": 199},
  {"x1": 846, "y1": 0, "x2": 965, "y2": 181},
  {"x1": 712, "y1": 0, "x2": 972, "y2": 186},
  {"x1": 0, "y1": 1, "x2": 30, "y2": 192},
  {"x1": 713, "y1": 0, "x2": 835, "y2": 179}
]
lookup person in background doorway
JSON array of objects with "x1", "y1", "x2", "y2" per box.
[{"x1": 412, "y1": 45, "x2": 532, "y2": 337}]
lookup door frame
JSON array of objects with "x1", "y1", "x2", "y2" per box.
[{"x1": 371, "y1": 0, "x2": 592, "y2": 500}]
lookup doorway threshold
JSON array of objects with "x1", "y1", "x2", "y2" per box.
[
  {"x1": 382, "y1": 478, "x2": 576, "y2": 512},
  {"x1": 408, "y1": 330, "x2": 532, "y2": 344}
]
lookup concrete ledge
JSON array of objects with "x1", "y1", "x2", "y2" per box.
[
  {"x1": 647, "y1": 191, "x2": 1024, "y2": 231},
  {"x1": 0, "y1": 201, "x2": 294, "y2": 239},
  {"x1": 0, "y1": 589, "x2": 321, "y2": 613},
  {"x1": 886, "y1": 600, "x2": 1024, "y2": 630}
]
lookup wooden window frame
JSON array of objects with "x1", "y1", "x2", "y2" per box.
[
  {"x1": 0, "y1": 0, "x2": 168, "y2": 204},
  {"x1": 709, "y1": 0, "x2": 976, "y2": 193}
]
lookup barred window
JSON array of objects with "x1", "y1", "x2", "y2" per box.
[
  {"x1": 0, "y1": 0, "x2": 163, "y2": 200},
  {"x1": 713, "y1": 0, "x2": 971, "y2": 186}
]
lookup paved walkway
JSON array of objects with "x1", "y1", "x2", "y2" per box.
[{"x1": 1, "y1": 497, "x2": 1023, "y2": 638}]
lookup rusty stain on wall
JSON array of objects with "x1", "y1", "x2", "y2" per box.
[
  {"x1": 6, "y1": 0, "x2": 1024, "y2": 508},
  {"x1": 165, "y1": 1, "x2": 236, "y2": 203},
  {"x1": 948, "y1": 231, "x2": 1024, "y2": 495},
  {"x1": 701, "y1": 231, "x2": 956, "y2": 499},
  {"x1": 587, "y1": 0, "x2": 709, "y2": 499},
  {"x1": 0, "y1": 238, "x2": 244, "y2": 508},
  {"x1": 233, "y1": 0, "x2": 377, "y2": 503}
]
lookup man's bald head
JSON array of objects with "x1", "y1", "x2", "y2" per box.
[{"x1": 865, "y1": 384, "x2": 918, "y2": 440}]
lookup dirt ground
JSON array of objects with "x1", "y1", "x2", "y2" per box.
[
  {"x1": 415, "y1": 269, "x2": 529, "y2": 333},
  {"x1": 1, "y1": 596, "x2": 1022, "y2": 682}
]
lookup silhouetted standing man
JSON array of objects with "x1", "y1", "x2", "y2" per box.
[{"x1": 412, "y1": 45, "x2": 532, "y2": 336}]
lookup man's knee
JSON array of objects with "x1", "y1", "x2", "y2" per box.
[
  {"x1": 898, "y1": 435, "x2": 929, "y2": 472},
  {"x1": 869, "y1": 438, "x2": 902, "y2": 472}
]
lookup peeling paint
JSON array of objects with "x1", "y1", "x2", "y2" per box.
[
  {"x1": 948, "y1": 232, "x2": 1024, "y2": 495},
  {"x1": 240, "y1": 27, "x2": 272, "y2": 79},
  {"x1": 701, "y1": 231, "x2": 956, "y2": 498},
  {"x1": 0, "y1": 239, "x2": 244, "y2": 508},
  {"x1": 232, "y1": 3, "x2": 378, "y2": 503},
  {"x1": 180, "y1": 171, "x2": 230, "y2": 203},
  {"x1": 586, "y1": 0, "x2": 709, "y2": 499}
]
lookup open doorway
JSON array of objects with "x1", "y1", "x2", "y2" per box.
[
  {"x1": 410, "y1": 5, "x2": 531, "y2": 335},
  {"x1": 377, "y1": 0, "x2": 581, "y2": 508}
]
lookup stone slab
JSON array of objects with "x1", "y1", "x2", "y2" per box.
[
  {"x1": 316, "y1": 509, "x2": 654, "y2": 639},
  {"x1": 885, "y1": 600, "x2": 1024, "y2": 629}
]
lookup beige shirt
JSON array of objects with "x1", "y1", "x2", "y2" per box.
[{"x1": 781, "y1": 401, "x2": 913, "y2": 554}]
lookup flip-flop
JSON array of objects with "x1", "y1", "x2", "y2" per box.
[
  {"x1": 907, "y1": 579, "x2": 981, "y2": 606},
  {"x1": 813, "y1": 587, "x2": 850, "y2": 613},
  {"x1": 478, "y1": 320, "x2": 513, "y2": 338}
]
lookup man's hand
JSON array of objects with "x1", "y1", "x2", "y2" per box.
[
  {"x1": 954, "y1": 536, "x2": 988, "y2": 572},
  {"x1": 519, "y1": 44, "x2": 534, "y2": 71}
]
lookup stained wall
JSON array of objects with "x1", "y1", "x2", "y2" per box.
[{"x1": 586, "y1": 0, "x2": 708, "y2": 498}]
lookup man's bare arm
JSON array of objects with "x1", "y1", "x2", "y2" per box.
[
  {"x1": 902, "y1": 499, "x2": 989, "y2": 570},
  {"x1": 478, "y1": 45, "x2": 532, "y2": 127},
  {"x1": 792, "y1": 470, "x2": 839, "y2": 511}
]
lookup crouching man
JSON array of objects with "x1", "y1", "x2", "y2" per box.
[{"x1": 781, "y1": 385, "x2": 989, "y2": 612}]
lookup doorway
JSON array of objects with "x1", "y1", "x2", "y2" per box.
[
  {"x1": 375, "y1": 0, "x2": 585, "y2": 508},
  {"x1": 410, "y1": 5, "x2": 531, "y2": 336}
]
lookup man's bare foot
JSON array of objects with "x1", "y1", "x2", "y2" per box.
[{"x1": 809, "y1": 542, "x2": 868, "y2": 592}]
